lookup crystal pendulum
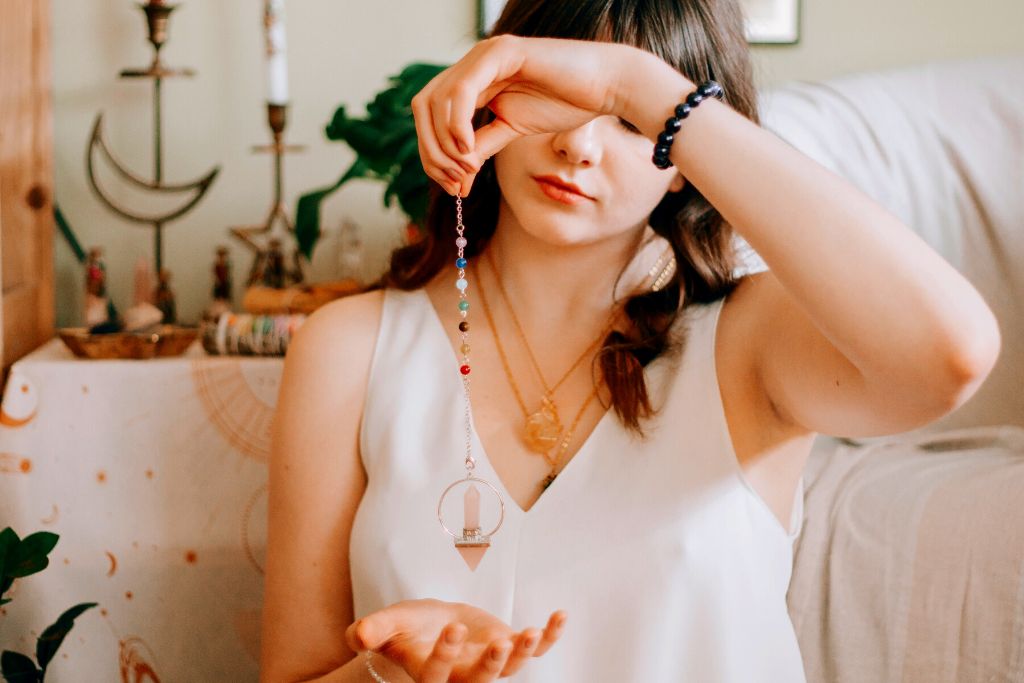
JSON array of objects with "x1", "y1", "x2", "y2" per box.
[{"x1": 437, "y1": 196, "x2": 505, "y2": 571}]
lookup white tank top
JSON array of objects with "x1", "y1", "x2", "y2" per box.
[{"x1": 350, "y1": 287, "x2": 807, "y2": 682}]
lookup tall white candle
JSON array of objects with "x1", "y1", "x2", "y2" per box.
[{"x1": 264, "y1": 0, "x2": 289, "y2": 104}]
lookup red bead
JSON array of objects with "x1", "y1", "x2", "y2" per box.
[{"x1": 459, "y1": 364, "x2": 471, "y2": 375}]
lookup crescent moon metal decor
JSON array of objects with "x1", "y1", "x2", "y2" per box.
[
  {"x1": 86, "y1": 113, "x2": 219, "y2": 226},
  {"x1": 83, "y1": 0, "x2": 220, "y2": 276}
]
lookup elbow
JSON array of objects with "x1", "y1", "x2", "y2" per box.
[{"x1": 938, "y1": 312, "x2": 1002, "y2": 411}]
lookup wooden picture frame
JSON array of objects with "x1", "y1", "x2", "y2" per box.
[
  {"x1": 741, "y1": 0, "x2": 801, "y2": 45},
  {"x1": 477, "y1": 0, "x2": 801, "y2": 45}
]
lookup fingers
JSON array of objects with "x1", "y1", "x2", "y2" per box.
[
  {"x1": 531, "y1": 611, "x2": 567, "y2": 657},
  {"x1": 431, "y1": 96, "x2": 473, "y2": 173},
  {"x1": 412, "y1": 88, "x2": 473, "y2": 195},
  {"x1": 472, "y1": 116, "x2": 522, "y2": 165},
  {"x1": 419, "y1": 622, "x2": 467, "y2": 683},
  {"x1": 499, "y1": 628, "x2": 542, "y2": 677},
  {"x1": 464, "y1": 638, "x2": 514, "y2": 683}
]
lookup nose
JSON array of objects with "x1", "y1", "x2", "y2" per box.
[{"x1": 551, "y1": 118, "x2": 603, "y2": 167}]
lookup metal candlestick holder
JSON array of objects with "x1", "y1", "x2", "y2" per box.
[
  {"x1": 230, "y1": 102, "x2": 306, "y2": 287},
  {"x1": 86, "y1": 0, "x2": 220, "y2": 277}
]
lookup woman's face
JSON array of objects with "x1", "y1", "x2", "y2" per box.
[{"x1": 492, "y1": 115, "x2": 685, "y2": 247}]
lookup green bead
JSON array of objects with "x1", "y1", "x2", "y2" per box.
[{"x1": 458, "y1": 300, "x2": 470, "y2": 311}]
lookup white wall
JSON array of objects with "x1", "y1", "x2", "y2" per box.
[{"x1": 51, "y1": 0, "x2": 1024, "y2": 326}]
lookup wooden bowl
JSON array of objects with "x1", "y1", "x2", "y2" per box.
[{"x1": 57, "y1": 325, "x2": 199, "y2": 360}]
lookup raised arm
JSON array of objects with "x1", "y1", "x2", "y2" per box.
[
  {"x1": 618, "y1": 49, "x2": 1001, "y2": 437},
  {"x1": 413, "y1": 35, "x2": 1001, "y2": 439}
]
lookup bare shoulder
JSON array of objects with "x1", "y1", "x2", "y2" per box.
[
  {"x1": 259, "y1": 287, "x2": 386, "y2": 682},
  {"x1": 289, "y1": 287, "x2": 386, "y2": 367}
]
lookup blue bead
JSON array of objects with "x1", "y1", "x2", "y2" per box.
[{"x1": 456, "y1": 257, "x2": 467, "y2": 268}]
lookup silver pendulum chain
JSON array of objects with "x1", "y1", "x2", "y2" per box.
[{"x1": 455, "y1": 196, "x2": 476, "y2": 477}]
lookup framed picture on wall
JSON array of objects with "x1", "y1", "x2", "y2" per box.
[
  {"x1": 741, "y1": 0, "x2": 801, "y2": 44},
  {"x1": 478, "y1": 1, "x2": 801, "y2": 45}
]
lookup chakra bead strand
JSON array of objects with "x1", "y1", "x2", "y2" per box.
[{"x1": 455, "y1": 197, "x2": 475, "y2": 475}]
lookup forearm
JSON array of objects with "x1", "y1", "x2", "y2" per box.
[{"x1": 621, "y1": 51, "x2": 1000, "y2": 390}]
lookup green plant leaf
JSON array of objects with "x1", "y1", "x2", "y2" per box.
[
  {"x1": 6, "y1": 533, "x2": 58, "y2": 579},
  {"x1": 1, "y1": 650, "x2": 40, "y2": 683},
  {"x1": 35, "y1": 602, "x2": 97, "y2": 675},
  {"x1": 385, "y1": 161, "x2": 431, "y2": 226},
  {"x1": 0, "y1": 528, "x2": 19, "y2": 563},
  {"x1": 296, "y1": 61, "x2": 449, "y2": 257},
  {"x1": 293, "y1": 158, "x2": 374, "y2": 260}
]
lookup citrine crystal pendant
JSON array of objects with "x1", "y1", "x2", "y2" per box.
[
  {"x1": 438, "y1": 477, "x2": 506, "y2": 572},
  {"x1": 524, "y1": 396, "x2": 563, "y2": 453}
]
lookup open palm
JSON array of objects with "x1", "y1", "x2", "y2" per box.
[{"x1": 347, "y1": 598, "x2": 566, "y2": 682}]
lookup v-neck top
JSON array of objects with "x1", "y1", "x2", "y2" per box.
[{"x1": 350, "y1": 287, "x2": 807, "y2": 682}]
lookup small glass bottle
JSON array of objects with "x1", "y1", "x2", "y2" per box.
[{"x1": 336, "y1": 217, "x2": 364, "y2": 284}]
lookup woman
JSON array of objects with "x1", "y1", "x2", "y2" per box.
[{"x1": 259, "y1": 1, "x2": 1001, "y2": 681}]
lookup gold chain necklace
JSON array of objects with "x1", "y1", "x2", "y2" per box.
[
  {"x1": 475, "y1": 260, "x2": 606, "y2": 489},
  {"x1": 482, "y1": 248, "x2": 617, "y2": 455},
  {"x1": 475, "y1": 242, "x2": 677, "y2": 490}
]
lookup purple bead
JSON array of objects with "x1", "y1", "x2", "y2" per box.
[{"x1": 686, "y1": 92, "x2": 704, "y2": 107}]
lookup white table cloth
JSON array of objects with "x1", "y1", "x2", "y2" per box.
[{"x1": 0, "y1": 338, "x2": 281, "y2": 681}]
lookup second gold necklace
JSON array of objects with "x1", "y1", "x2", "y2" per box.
[{"x1": 480, "y1": 248, "x2": 616, "y2": 455}]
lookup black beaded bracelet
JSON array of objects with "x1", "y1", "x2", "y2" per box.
[{"x1": 652, "y1": 80, "x2": 725, "y2": 169}]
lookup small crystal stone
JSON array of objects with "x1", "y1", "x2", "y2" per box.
[
  {"x1": 456, "y1": 278, "x2": 468, "y2": 291},
  {"x1": 456, "y1": 236, "x2": 468, "y2": 248},
  {"x1": 460, "y1": 364, "x2": 471, "y2": 375},
  {"x1": 460, "y1": 343, "x2": 470, "y2": 355},
  {"x1": 458, "y1": 300, "x2": 469, "y2": 311}
]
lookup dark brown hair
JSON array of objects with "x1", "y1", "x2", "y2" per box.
[{"x1": 376, "y1": 0, "x2": 759, "y2": 435}]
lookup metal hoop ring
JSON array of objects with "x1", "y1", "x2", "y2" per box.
[{"x1": 437, "y1": 476, "x2": 505, "y2": 539}]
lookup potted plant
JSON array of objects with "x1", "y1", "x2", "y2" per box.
[
  {"x1": 294, "y1": 62, "x2": 448, "y2": 260},
  {"x1": 0, "y1": 528, "x2": 97, "y2": 682}
]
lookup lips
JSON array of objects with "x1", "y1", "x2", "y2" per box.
[{"x1": 532, "y1": 175, "x2": 594, "y2": 201}]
